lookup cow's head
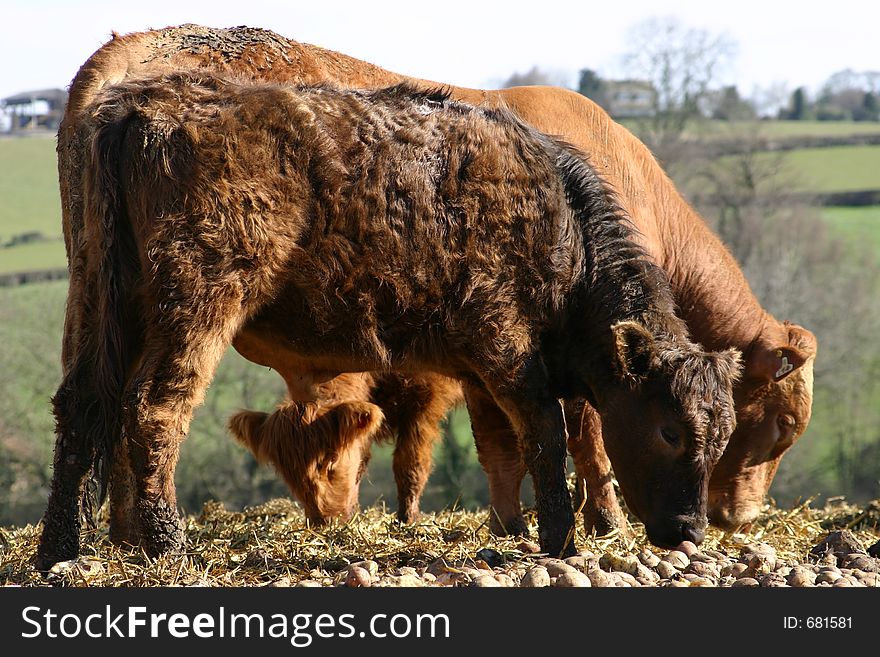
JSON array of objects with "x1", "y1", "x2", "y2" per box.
[
  {"x1": 708, "y1": 322, "x2": 817, "y2": 530},
  {"x1": 229, "y1": 400, "x2": 383, "y2": 524},
  {"x1": 595, "y1": 321, "x2": 742, "y2": 548}
]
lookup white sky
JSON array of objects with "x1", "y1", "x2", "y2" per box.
[{"x1": 1, "y1": 0, "x2": 878, "y2": 101}]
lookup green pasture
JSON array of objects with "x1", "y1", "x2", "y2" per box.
[
  {"x1": 0, "y1": 239, "x2": 65, "y2": 274},
  {"x1": 0, "y1": 135, "x2": 60, "y2": 240},
  {"x1": 783, "y1": 145, "x2": 880, "y2": 193},
  {"x1": 712, "y1": 144, "x2": 880, "y2": 194},
  {"x1": 820, "y1": 205, "x2": 880, "y2": 251}
]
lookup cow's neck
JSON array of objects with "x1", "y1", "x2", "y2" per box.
[{"x1": 650, "y1": 193, "x2": 770, "y2": 354}]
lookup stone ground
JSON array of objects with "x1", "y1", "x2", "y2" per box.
[{"x1": 1, "y1": 498, "x2": 878, "y2": 587}]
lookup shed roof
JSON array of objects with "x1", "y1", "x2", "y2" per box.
[{"x1": 3, "y1": 88, "x2": 68, "y2": 106}]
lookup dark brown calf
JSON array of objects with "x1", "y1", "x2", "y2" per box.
[{"x1": 37, "y1": 73, "x2": 740, "y2": 568}]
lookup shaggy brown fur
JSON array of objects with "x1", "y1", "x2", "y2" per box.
[
  {"x1": 46, "y1": 24, "x2": 815, "y2": 561},
  {"x1": 37, "y1": 71, "x2": 740, "y2": 569},
  {"x1": 227, "y1": 371, "x2": 462, "y2": 525},
  {"x1": 230, "y1": 398, "x2": 383, "y2": 525}
]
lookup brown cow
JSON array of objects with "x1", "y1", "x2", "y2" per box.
[
  {"x1": 36, "y1": 71, "x2": 741, "y2": 569},
  {"x1": 52, "y1": 25, "x2": 814, "y2": 542}
]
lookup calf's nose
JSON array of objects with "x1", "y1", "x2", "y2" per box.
[{"x1": 681, "y1": 524, "x2": 705, "y2": 545}]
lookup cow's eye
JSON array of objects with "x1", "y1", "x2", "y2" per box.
[
  {"x1": 777, "y1": 414, "x2": 796, "y2": 433},
  {"x1": 661, "y1": 428, "x2": 680, "y2": 446}
]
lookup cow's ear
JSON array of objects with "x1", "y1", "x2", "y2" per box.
[
  {"x1": 747, "y1": 323, "x2": 815, "y2": 383},
  {"x1": 611, "y1": 321, "x2": 656, "y2": 383}
]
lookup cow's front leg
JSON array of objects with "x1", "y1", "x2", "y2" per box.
[
  {"x1": 481, "y1": 354, "x2": 575, "y2": 557},
  {"x1": 464, "y1": 384, "x2": 529, "y2": 536}
]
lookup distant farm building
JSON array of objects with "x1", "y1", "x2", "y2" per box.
[
  {"x1": 604, "y1": 80, "x2": 656, "y2": 119},
  {"x1": 2, "y1": 88, "x2": 68, "y2": 133}
]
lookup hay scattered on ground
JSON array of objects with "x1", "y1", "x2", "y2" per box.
[{"x1": 1, "y1": 498, "x2": 878, "y2": 587}]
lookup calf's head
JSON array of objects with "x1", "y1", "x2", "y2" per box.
[
  {"x1": 597, "y1": 321, "x2": 742, "y2": 548},
  {"x1": 707, "y1": 322, "x2": 816, "y2": 530},
  {"x1": 229, "y1": 400, "x2": 383, "y2": 524}
]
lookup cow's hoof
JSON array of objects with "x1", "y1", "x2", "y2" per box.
[
  {"x1": 488, "y1": 513, "x2": 529, "y2": 537},
  {"x1": 35, "y1": 540, "x2": 79, "y2": 574},
  {"x1": 138, "y1": 500, "x2": 186, "y2": 557}
]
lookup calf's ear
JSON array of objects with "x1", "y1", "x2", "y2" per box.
[
  {"x1": 611, "y1": 321, "x2": 657, "y2": 383},
  {"x1": 712, "y1": 348, "x2": 743, "y2": 383}
]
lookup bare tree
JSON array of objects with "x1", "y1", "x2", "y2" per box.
[{"x1": 621, "y1": 16, "x2": 737, "y2": 164}]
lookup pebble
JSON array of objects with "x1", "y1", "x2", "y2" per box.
[
  {"x1": 599, "y1": 553, "x2": 641, "y2": 575},
  {"x1": 787, "y1": 566, "x2": 816, "y2": 587},
  {"x1": 638, "y1": 549, "x2": 660, "y2": 568},
  {"x1": 759, "y1": 573, "x2": 788, "y2": 587},
  {"x1": 520, "y1": 566, "x2": 551, "y2": 588},
  {"x1": 494, "y1": 573, "x2": 516, "y2": 587},
  {"x1": 663, "y1": 551, "x2": 690, "y2": 570},
  {"x1": 688, "y1": 552, "x2": 716, "y2": 564},
  {"x1": 382, "y1": 574, "x2": 424, "y2": 587},
  {"x1": 740, "y1": 543, "x2": 777, "y2": 573},
  {"x1": 295, "y1": 579, "x2": 322, "y2": 588},
  {"x1": 855, "y1": 571, "x2": 880, "y2": 586},
  {"x1": 345, "y1": 566, "x2": 372, "y2": 587},
  {"x1": 635, "y1": 564, "x2": 659, "y2": 583},
  {"x1": 656, "y1": 560, "x2": 678, "y2": 580},
  {"x1": 688, "y1": 577, "x2": 715, "y2": 587},
  {"x1": 843, "y1": 554, "x2": 879, "y2": 572},
  {"x1": 685, "y1": 561, "x2": 720, "y2": 579},
  {"x1": 676, "y1": 541, "x2": 699, "y2": 557},
  {"x1": 564, "y1": 556, "x2": 589, "y2": 570},
  {"x1": 721, "y1": 562, "x2": 749, "y2": 578},
  {"x1": 809, "y1": 530, "x2": 865, "y2": 564},
  {"x1": 731, "y1": 577, "x2": 760, "y2": 587},
  {"x1": 614, "y1": 572, "x2": 641, "y2": 587},
  {"x1": 553, "y1": 571, "x2": 591, "y2": 587},
  {"x1": 471, "y1": 574, "x2": 502, "y2": 587},
  {"x1": 815, "y1": 570, "x2": 842, "y2": 584},
  {"x1": 540, "y1": 559, "x2": 579, "y2": 577},
  {"x1": 435, "y1": 572, "x2": 471, "y2": 587},
  {"x1": 587, "y1": 569, "x2": 615, "y2": 587}
]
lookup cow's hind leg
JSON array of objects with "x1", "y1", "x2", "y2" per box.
[
  {"x1": 121, "y1": 297, "x2": 247, "y2": 557},
  {"x1": 35, "y1": 359, "x2": 103, "y2": 571},
  {"x1": 565, "y1": 400, "x2": 630, "y2": 538},
  {"x1": 464, "y1": 385, "x2": 529, "y2": 536},
  {"x1": 108, "y1": 441, "x2": 139, "y2": 546}
]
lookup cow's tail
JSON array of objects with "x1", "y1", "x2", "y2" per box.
[{"x1": 80, "y1": 104, "x2": 144, "y2": 506}]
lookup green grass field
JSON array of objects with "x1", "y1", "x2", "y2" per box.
[
  {"x1": 820, "y1": 205, "x2": 880, "y2": 251},
  {"x1": 0, "y1": 239, "x2": 65, "y2": 274},
  {"x1": 714, "y1": 144, "x2": 880, "y2": 194},
  {"x1": 0, "y1": 135, "x2": 60, "y2": 240},
  {"x1": 783, "y1": 145, "x2": 880, "y2": 193}
]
